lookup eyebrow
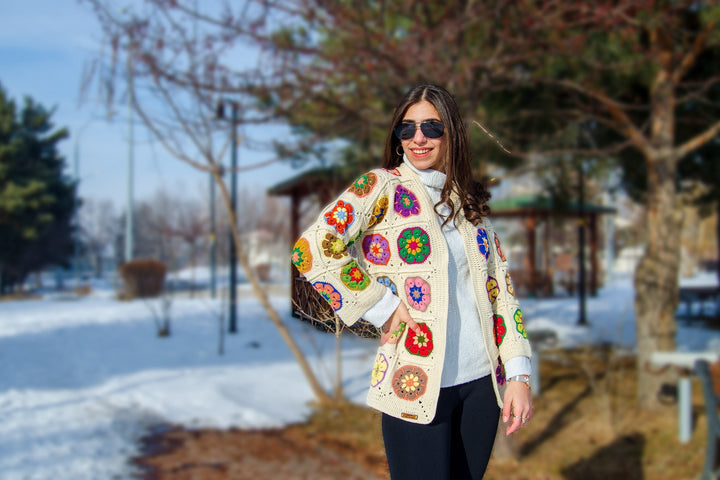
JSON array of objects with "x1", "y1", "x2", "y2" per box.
[{"x1": 401, "y1": 118, "x2": 441, "y2": 123}]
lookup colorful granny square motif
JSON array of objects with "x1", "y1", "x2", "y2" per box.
[
  {"x1": 321, "y1": 233, "x2": 347, "y2": 259},
  {"x1": 494, "y1": 233, "x2": 507, "y2": 261},
  {"x1": 313, "y1": 281, "x2": 342, "y2": 311},
  {"x1": 494, "y1": 314, "x2": 506, "y2": 346},
  {"x1": 486, "y1": 275, "x2": 499, "y2": 304},
  {"x1": 476, "y1": 228, "x2": 490, "y2": 260},
  {"x1": 362, "y1": 233, "x2": 391, "y2": 265},
  {"x1": 514, "y1": 309, "x2": 528, "y2": 338},
  {"x1": 371, "y1": 353, "x2": 389, "y2": 387},
  {"x1": 387, "y1": 321, "x2": 406, "y2": 344},
  {"x1": 368, "y1": 196, "x2": 389, "y2": 228},
  {"x1": 291, "y1": 237, "x2": 312, "y2": 274},
  {"x1": 405, "y1": 277, "x2": 431, "y2": 312},
  {"x1": 324, "y1": 200, "x2": 354, "y2": 234},
  {"x1": 405, "y1": 323, "x2": 433, "y2": 357},
  {"x1": 341, "y1": 260, "x2": 371, "y2": 290},
  {"x1": 392, "y1": 365, "x2": 428, "y2": 401},
  {"x1": 397, "y1": 227, "x2": 431, "y2": 264},
  {"x1": 348, "y1": 172, "x2": 378, "y2": 197},
  {"x1": 506, "y1": 272, "x2": 515, "y2": 296},
  {"x1": 495, "y1": 356, "x2": 506, "y2": 386},
  {"x1": 377, "y1": 276, "x2": 398, "y2": 296},
  {"x1": 394, "y1": 185, "x2": 421, "y2": 217}
]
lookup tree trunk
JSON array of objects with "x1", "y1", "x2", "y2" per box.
[
  {"x1": 214, "y1": 171, "x2": 333, "y2": 406},
  {"x1": 634, "y1": 60, "x2": 683, "y2": 407}
]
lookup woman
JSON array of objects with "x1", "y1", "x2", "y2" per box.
[{"x1": 291, "y1": 83, "x2": 532, "y2": 479}]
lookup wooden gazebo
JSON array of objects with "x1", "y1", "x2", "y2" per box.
[
  {"x1": 268, "y1": 167, "x2": 354, "y2": 329},
  {"x1": 489, "y1": 194, "x2": 616, "y2": 297}
]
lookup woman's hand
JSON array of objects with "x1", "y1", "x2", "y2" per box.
[
  {"x1": 502, "y1": 380, "x2": 533, "y2": 435},
  {"x1": 380, "y1": 302, "x2": 421, "y2": 345}
]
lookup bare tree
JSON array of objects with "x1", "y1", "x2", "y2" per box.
[
  {"x1": 79, "y1": 198, "x2": 120, "y2": 279},
  {"x1": 81, "y1": 0, "x2": 332, "y2": 404}
]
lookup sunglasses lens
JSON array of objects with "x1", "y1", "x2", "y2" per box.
[
  {"x1": 394, "y1": 121, "x2": 444, "y2": 140},
  {"x1": 420, "y1": 121, "x2": 444, "y2": 138},
  {"x1": 394, "y1": 123, "x2": 416, "y2": 140}
]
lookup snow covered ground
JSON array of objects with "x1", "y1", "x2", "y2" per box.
[{"x1": 0, "y1": 270, "x2": 717, "y2": 479}]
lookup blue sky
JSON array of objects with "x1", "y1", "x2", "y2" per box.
[{"x1": 0, "y1": 0, "x2": 304, "y2": 209}]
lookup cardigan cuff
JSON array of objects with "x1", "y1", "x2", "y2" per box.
[
  {"x1": 361, "y1": 288, "x2": 401, "y2": 329},
  {"x1": 504, "y1": 356, "x2": 532, "y2": 379}
]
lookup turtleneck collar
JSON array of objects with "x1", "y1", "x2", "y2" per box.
[{"x1": 403, "y1": 155, "x2": 446, "y2": 191}]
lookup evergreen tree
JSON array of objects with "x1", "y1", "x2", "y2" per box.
[{"x1": 0, "y1": 84, "x2": 74, "y2": 293}]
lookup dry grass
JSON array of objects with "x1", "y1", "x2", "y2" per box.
[{"x1": 133, "y1": 347, "x2": 711, "y2": 479}]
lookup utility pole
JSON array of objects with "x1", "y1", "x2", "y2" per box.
[{"x1": 125, "y1": 47, "x2": 135, "y2": 263}]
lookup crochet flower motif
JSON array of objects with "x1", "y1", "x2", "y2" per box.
[
  {"x1": 405, "y1": 322, "x2": 433, "y2": 357},
  {"x1": 313, "y1": 281, "x2": 342, "y2": 311},
  {"x1": 348, "y1": 172, "x2": 378, "y2": 197},
  {"x1": 405, "y1": 277, "x2": 431, "y2": 312},
  {"x1": 392, "y1": 365, "x2": 428, "y2": 401},
  {"x1": 362, "y1": 234, "x2": 391, "y2": 265},
  {"x1": 368, "y1": 196, "x2": 389, "y2": 228},
  {"x1": 514, "y1": 309, "x2": 528, "y2": 338},
  {"x1": 376, "y1": 276, "x2": 398, "y2": 296},
  {"x1": 486, "y1": 276, "x2": 499, "y2": 304},
  {"x1": 370, "y1": 353, "x2": 389, "y2": 387},
  {"x1": 387, "y1": 321, "x2": 406, "y2": 345},
  {"x1": 341, "y1": 260, "x2": 371, "y2": 291},
  {"x1": 291, "y1": 237, "x2": 312, "y2": 274},
  {"x1": 476, "y1": 228, "x2": 490, "y2": 260},
  {"x1": 384, "y1": 167, "x2": 402, "y2": 176},
  {"x1": 494, "y1": 314, "x2": 506, "y2": 346},
  {"x1": 495, "y1": 356, "x2": 506, "y2": 386},
  {"x1": 394, "y1": 185, "x2": 421, "y2": 217},
  {"x1": 321, "y1": 233, "x2": 348, "y2": 259},
  {"x1": 494, "y1": 233, "x2": 507, "y2": 262},
  {"x1": 324, "y1": 200, "x2": 355, "y2": 235},
  {"x1": 397, "y1": 227, "x2": 431, "y2": 264},
  {"x1": 506, "y1": 272, "x2": 515, "y2": 296}
]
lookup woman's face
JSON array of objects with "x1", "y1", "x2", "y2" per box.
[{"x1": 399, "y1": 100, "x2": 446, "y2": 171}]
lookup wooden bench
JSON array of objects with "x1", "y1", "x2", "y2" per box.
[{"x1": 649, "y1": 351, "x2": 719, "y2": 444}]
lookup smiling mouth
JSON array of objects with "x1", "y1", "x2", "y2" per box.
[{"x1": 411, "y1": 148, "x2": 431, "y2": 155}]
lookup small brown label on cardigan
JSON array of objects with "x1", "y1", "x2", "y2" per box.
[{"x1": 401, "y1": 412, "x2": 418, "y2": 420}]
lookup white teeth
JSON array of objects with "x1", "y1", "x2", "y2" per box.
[{"x1": 412, "y1": 149, "x2": 430, "y2": 154}]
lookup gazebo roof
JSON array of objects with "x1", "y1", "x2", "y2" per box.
[
  {"x1": 267, "y1": 167, "x2": 351, "y2": 197},
  {"x1": 489, "y1": 194, "x2": 616, "y2": 217}
]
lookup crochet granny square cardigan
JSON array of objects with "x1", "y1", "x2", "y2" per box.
[{"x1": 292, "y1": 162, "x2": 532, "y2": 424}]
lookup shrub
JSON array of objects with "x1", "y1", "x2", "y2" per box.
[{"x1": 118, "y1": 258, "x2": 167, "y2": 300}]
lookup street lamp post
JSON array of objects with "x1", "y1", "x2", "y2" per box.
[
  {"x1": 217, "y1": 99, "x2": 239, "y2": 334},
  {"x1": 577, "y1": 161, "x2": 588, "y2": 326}
]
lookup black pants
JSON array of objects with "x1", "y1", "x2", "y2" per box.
[{"x1": 381, "y1": 375, "x2": 500, "y2": 480}]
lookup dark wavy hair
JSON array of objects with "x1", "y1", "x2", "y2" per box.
[{"x1": 382, "y1": 83, "x2": 490, "y2": 226}]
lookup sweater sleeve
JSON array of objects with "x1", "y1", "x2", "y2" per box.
[{"x1": 291, "y1": 170, "x2": 391, "y2": 326}]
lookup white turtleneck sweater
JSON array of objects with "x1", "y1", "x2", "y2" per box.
[{"x1": 362, "y1": 160, "x2": 530, "y2": 387}]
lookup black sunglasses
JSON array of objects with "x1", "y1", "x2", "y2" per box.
[{"x1": 394, "y1": 120, "x2": 445, "y2": 140}]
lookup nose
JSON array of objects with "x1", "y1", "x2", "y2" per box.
[{"x1": 412, "y1": 125, "x2": 427, "y2": 143}]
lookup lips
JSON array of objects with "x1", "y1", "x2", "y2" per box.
[{"x1": 411, "y1": 148, "x2": 431, "y2": 155}]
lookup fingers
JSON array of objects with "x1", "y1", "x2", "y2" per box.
[
  {"x1": 380, "y1": 303, "x2": 420, "y2": 344},
  {"x1": 396, "y1": 302, "x2": 421, "y2": 335},
  {"x1": 502, "y1": 383, "x2": 532, "y2": 435}
]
